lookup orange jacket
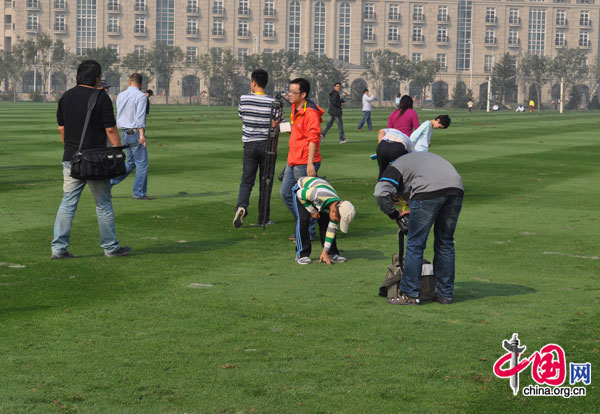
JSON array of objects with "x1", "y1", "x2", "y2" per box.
[{"x1": 287, "y1": 100, "x2": 324, "y2": 166}]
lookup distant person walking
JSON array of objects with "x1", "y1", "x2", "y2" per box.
[
  {"x1": 110, "y1": 73, "x2": 151, "y2": 200},
  {"x1": 467, "y1": 100, "x2": 473, "y2": 114},
  {"x1": 529, "y1": 99, "x2": 535, "y2": 112},
  {"x1": 387, "y1": 95, "x2": 420, "y2": 137},
  {"x1": 321, "y1": 82, "x2": 346, "y2": 144},
  {"x1": 145, "y1": 89, "x2": 153, "y2": 115},
  {"x1": 51, "y1": 60, "x2": 130, "y2": 259},
  {"x1": 356, "y1": 88, "x2": 377, "y2": 131}
]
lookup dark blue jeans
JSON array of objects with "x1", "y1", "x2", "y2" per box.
[
  {"x1": 322, "y1": 115, "x2": 345, "y2": 141},
  {"x1": 236, "y1": 141, "x2": 272, "y2": 224},
  {"x1": 357, "y1": 111, "x2": 372, "y2": 130},
  {"x1": 400, "y1": 196, "x2": 463, "y2": 299}
]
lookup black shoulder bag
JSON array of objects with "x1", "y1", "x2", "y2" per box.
[{"x1": 70, "y1": 89, "x2": 128, "y2": 180}]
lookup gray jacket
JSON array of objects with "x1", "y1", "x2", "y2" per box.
[{"x1": 374, "y1": 152, "x2": 463, "y2": 218}]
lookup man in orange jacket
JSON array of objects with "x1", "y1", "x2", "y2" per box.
[{"x1": 280, "y1": 78, "x2": 325, "y2": 241}]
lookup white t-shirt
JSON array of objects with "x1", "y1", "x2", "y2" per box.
[{"x1": 362, "y1": 94, "x2": 376, "y2": 111}]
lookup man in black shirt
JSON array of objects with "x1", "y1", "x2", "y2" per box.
[
  {"x1": 51, "y1": 60, "x2": 130, "y2": 259},
  {"x1": 320, "y1": 82, "x2": 347, "y2": 144}
]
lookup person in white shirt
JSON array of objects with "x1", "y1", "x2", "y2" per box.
[
  {"x1": 409, "y1": 115, "x2": 451, "y2": 152},
  {"x1": 356, "y1": 88, "x2": 377, "y2": 131}
]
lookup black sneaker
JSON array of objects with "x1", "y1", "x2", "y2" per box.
[
  {"x1": 233, "y1": 207, "x2": 245, "y2": 228},
  {"x1": 105, "y1": 246, "x2": 131, "y2": 257},
  {"x1": 434, "y1": 295, "x2": 453, "y2": 305},
  {"x1": 51, "y1": 251, "x2": 74, "y2": 260}
]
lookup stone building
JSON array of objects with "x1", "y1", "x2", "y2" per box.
[{"x1": 2, "y1": 0, "x2": 598, "y2": 105}]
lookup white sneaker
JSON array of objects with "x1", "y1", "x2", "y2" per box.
[
  {"x1": 295, "y1": 256, "x2": 312, "y2": 265},
  {"x1": 330, "y1": 254, "x2": 347, "y2": 263},
  {"x1": 233, "y1": 207, "x2": 245, "y2": 228}
]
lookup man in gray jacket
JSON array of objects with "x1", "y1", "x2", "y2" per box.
[{"x1": 374, "y1": 152, "x2": 463, "y2": 305}]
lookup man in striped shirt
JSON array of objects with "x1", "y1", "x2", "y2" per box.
[
  {"x1": 233, "y1": 69, "x2": 276, "y2": 228},
  {"x1": 292, "y1": 177, "x2": 356, "y2": 265}
]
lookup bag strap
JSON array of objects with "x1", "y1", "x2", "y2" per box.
[{"x1": 76, "y1": 88, "x2": 100, "y2": 154}]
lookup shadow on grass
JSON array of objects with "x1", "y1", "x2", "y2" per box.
[
  {"x1": 112, "y1": 191, "x2": 230, "y2": 199},
  {"x1": 0, "y1": 305, "x2": 52, "y2": 314},
  {"x1": 454, "y1": 280, "x2": 536, "y2": 302},
  {"x1": 132, "y1": 238, "x2": 243, "y2": 255}
]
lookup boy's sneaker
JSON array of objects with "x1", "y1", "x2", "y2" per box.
[
  {"x1": 339, "y1": 139, "x2": 348, "y2": 144},
  {"x1": 105, "y1": 246, "x2": 131, "y2": 258},
  {"x1": 295, "y1": 256, "x2": 311, "y2": 265},
  {"x1": 51, "y1": 251, "x2": 74, "y2": 260},
  {"x1": 288, "y1": 234, "x2": 296, "y2": 241},
  {"x1": 389, "y1": 292, "x2": 420, "y2": 305},
  {"x1": 330, "y1": 254, "x2": 347, "y2": 263},
  {"x1": 233, "y1": 207, "x2": 246, "y2": 228}
]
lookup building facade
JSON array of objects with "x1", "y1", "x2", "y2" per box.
[{"x1": 2, "y1": 0, "x2": 599, "y2": 104}]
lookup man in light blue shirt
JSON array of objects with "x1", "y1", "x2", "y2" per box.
[
  {"x1": 409, "y1": 114, "x2": 451, "y2": 152},
  {"x1": 111, "y1": 73, "x2": 151, "y2": 199}
]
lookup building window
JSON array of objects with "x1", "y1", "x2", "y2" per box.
[
  {"x1": 156, "y1": 0, "x2": 174, "y2": 45},
  {"x1": 389, "y1": 3, "x2": 400, "y2": 20},
  {"x1": 55, "y1": 0, "x2": 66, "y2": 8},
  {"x1": 484, "y1": 55, "x2": 493, "y2": 72},
  {"x1": 437, "y1": 53, "x2": 447, "y2": 71},
  {"x1": 212, "y1": 18, "x2": 223, "y2": 36},
  {"x1": 485, "y1": 8, "x2": 497, "y2": 23},
  {"x1": 187, "y1": 18, "x2": 198, "y2": 35},
  {"x1": 509, "y1": 8, "x2": 520, "y2": 24},
  {"x1": 263, "y1": 48, "x2": 273, "y2": 55},
  {"x1": 239, "y1": 0, "x2": 249, "y2": 15},
  {"x1": 485, "y1": 29, "x2": 496, "y2": 44},
  {"x1": 186, "y1": 46, "x2": 197, "y2": 64},
  {"x1": 238, "y1": 20, "x2": 249, "y2": 36},
  {"x1": 412, "y1": 53, "x2": 422, "y2": 62},
  {"x1": 555, "y1": 30, "x2": 566, "y2": 46},
  {"x1": 314, "y1": 2, "x2": 326, "y2": 56},
  {"x1": 27, "y1": 13, "x2": 39, "y2": 31},
  {"x1": 437, "y1": 26, "x2": 448, "y2": 42},
  {"x1": 76, "y1": 0, "x2": 96, "y2": 55},
  {"x1": 213, "y1": 0, "x2": 223, "y2": 14},
  {"x1": 27, "y1": 0, "x2": 39, "y2": 8},
  {"x1": 580, "y1": 10, "x2": 590, "y2": 26},
  {"x1": 134, "y1": 0, "x2": 146, "y2": 12},
  {"x1": 264, "y1": 0, "x2": 275, "y2": 16},
  {"x1": 456, "y1": 0, "x2": 472, "y2": 71},
  {"x1": 508, "y1": 29, "x2": 519, "y2": 45},
  {"x1": 438, "y1": 5, "x2": 448, "y2": 22},
  {"x1": 187, "y1": 0, "x2": 199, "y2": 13},
  {"x1": 412, "y1": 26, "x2": 423, "y2": 42},
  {"x1": 556, "y1": 10, "x2": 567, "y2": 25},
  {"x1": 338, "y1": 2, "x2": 350, "y2": 62},
  {"x1": 577, "y1": 0, "x2": 593, "y2": 3},
  {"x1": 364, "y1": 3, "x2": 375, "y2": 20},
  {"x1": 579, "y1": 31, "x2": 590, "y2": 46},
  {"x1": 214, "y1": 47, "x2": 223, "y2": 64},
  {"x1": 108, "y1": 44, "x2": 119, "y2": 59},
  {"x1": 54, "y1": 14, "x2": 66, "y2": 31},
  {"x1": 528, "y1": 8, "x2": 546, "y2": 55},
  {"x1": 134, "y1": 45, "x2": 145, "y2": 57},
  {"x1": 107, "y1": 0, "x2": 119, "y2": 11},
  {"x1": 388, "y1": 25, "x2": 399, "y2": 41},
  {"x1": 135, "y1": 17, "x2": 146, "y2": 33},
  {"x1": 288, "y1": 0, "x2": 300, "y2": 51},
  {"x1": 108, "y1": 15, "x2": 119, "y2": 32},
  {"x1": 363, "y1": 24, "x2": 374, "y2": 40},
  {"x1": 413, "y1": 4, "x2": 424, "y2": 21},
  {"x1": 364, "y1": 51, "x2": 373, "y2": 67},
  {"x1": 238, "y1": 48, "x2": 248, "y2": 64},
  {"x1": 264, "y1": 21, "x2": 275, "y2": 37}
]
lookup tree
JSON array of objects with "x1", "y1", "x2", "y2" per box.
[
  {"x1": 411, "y1": 59, "x2": 439, "y2": 102},
  {"x1": 295, "y1": 52, "x2": 348, "y2": 107},
  {"x1": 491, "y1": 53, "x2": 517, "y2": 106},
  {"x1": 50, "y1": 40, "x2": 75, "y2": 93},
  {"x1": 519, "y1": 53, "x2": 550, "y2": 112},
  {"x1": 82, "y1": 47, "x2": 119, "y2": 73},
  {"x1": 244, "y1": 50, "x2": 299, "y2": 95},
  {"x1": 451, "y1": 82, "x2": 469, "y2": 108},
  {"x1": 390, "y1": 54, "x2": 413, "y2": 93},
  {"x1": 198, "y1": 48, "x2": 245, "y2": 106},
  {"x1": 121, "y1": 52, "x2": 152, "y2": 89},
  {"x1": 145, "y1": 42, "x2": 184, "y2": 104},
  {"x1": 550, "y1": 49, "x2": 588, "y2": 92},
  {"x1": 2, "y1": 44, "x2": 27, "y2": 102},
  {"x1": 361, "y1": 50, "x2": 396, "y2": 105}
]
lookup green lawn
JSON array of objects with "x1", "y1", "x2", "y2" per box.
[{"x1": 0, "y1": 102, "x2": 598, "y2": 413}]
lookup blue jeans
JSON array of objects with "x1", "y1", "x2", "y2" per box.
[
  {"x1": 357, "y1": 111, "x2": 372, "y2": 130},
  {"x1": 110, "y1": 130, "x2": 148, "y2": 198},
  {"x1": 321, "y1": 115, "x2": 345, "y2": 141},
  {"x1": 51, "y1": 161, "x2": 121, "y2": 255},
  {"x1": 280, "y1": 163, "x2": 320, "y2": 236},
  {"x1": 400, "y1": 196, "x2": 463, "y2": 299}
]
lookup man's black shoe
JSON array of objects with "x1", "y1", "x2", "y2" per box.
[
  {"x1": 51, "y1": 251, "x2": 75, "y2": 260},
  {"x1": 105, "y1": 246, "x2": 131, "y2": 257},
  {"x1": 435, "y1": 295, "x2": 453, "y2": 305}
]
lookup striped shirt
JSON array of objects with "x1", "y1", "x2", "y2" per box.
[
  {"x1": 295, "y1": 177, "x2": 342, "y2": 252},
  {"x1": 238, "y1": 92, "x2": 274, "y2": 142}
]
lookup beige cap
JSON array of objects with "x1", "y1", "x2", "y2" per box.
[{"x1": 338, "y1": 200, "x2": 356, "y2": 233}]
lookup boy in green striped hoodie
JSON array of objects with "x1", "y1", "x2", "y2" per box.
[{"x1": 292, "y1": 177, "x2": 356, "y2": 265}]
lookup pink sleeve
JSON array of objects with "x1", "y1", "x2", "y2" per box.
[
  {"x1": 387, "y1": 112, "x2": 393, "y2": 128},
  {"x1": 412, "y1": 111, "x2": 420, "y2": 131}
]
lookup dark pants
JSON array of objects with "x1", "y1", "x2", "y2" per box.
[
  {"x1": 236, "y1": 141, "x2": 273, "y2": 224},
  {"x1": 376, "y1": 141, "x2": 408, "y2": 179},
  {"x1": 292, "y1": 185, "x2": 339, "y2": 258},
  {"x1": 322, "y1": 115, "x2": 345, "y2": 141}
]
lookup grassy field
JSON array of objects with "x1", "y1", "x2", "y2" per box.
[{"x1": 0, "y1": 102, "x2": 598, "y2": 413}]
